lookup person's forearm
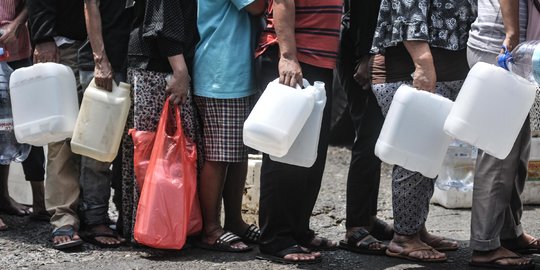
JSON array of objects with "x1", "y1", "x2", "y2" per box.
[
  {"x1": 13, "y1": 6, "x2": 27, "y2": 26},
  {"x1": 403, "y1": 40, "x2": 433, "y2": 70},
  {"x1": 168, "y1": 54, "x2": 188, "y2": 74},
  {"x1": 499, "y1": 0, "x2": 519, "y2": 49},
  {"x1": 273, "y1": 0, "x2": 297, "y2": 61},
  {"x1": 84, "y1": 0, "x2": 108, "y2": 62}
]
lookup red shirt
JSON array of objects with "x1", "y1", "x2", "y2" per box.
[
  {"x1": 0, "y1": 0, "x2": 31, "y2": 62},
  {"x1": 256, "y1": 0, "x2": 342, "y2": 69}
]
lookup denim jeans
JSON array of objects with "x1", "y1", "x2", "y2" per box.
[{"x1": 78, "y1": 71, "x2": 126, "y2": 226}]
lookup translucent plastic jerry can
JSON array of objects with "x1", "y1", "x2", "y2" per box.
[
  {"x1": 9, "y1": 63, "x2": 79, "y2": 146},
  {"x1": 375, "y1": 84, "x2": 454, "y2": 178},
  {"x1": 243, "y1": 79, "x2": 315, "y2": 157},
  {"x1": 270, "y1": 81, "x2": 326, "y2": 167},
  {"x1": 444, "y1": 62, "x2": 537, "y2": 159},
  {"x1": 71, "y1": 79, "x2": 131, "y2": 162}
]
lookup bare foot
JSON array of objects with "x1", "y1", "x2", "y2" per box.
[
  {"x1": 0, "y1": 217, "x2": 7, "y2": 231},
  {"x1": 420, "y1": 227, "x2": 458, "y2": 251},
  {"x1": 471, "y1": 247, "x2": 532, "y2": 267},
  {"x1": 502, "y1": 232, "x2": 540, "y2": 253},
  {"x1": 307, "y1": 235, "x2": 339, "y2": 250},
  {"x1": 283, "y1": 248, "x2": 321, "y2": 261},
  {"x1": 0, "y1": 196, "x2": 30, "y2": 216},
  {"x1": 387, "y1": 233, "x2": 447, "y2": 261},
  {"x1": 83, "y1": 224, "x2": 124, "y2": 246}
]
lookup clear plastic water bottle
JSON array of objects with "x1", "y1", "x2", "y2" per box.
[
  {"x1": 498, "y1": 40, "x2": 540, "y2": 85},
  {"x1": 436, "y1": 139, "x2": 477, "y2": 192},
  {"x1": 0, "y1": 49, "x2": 31, "y2": 165}
]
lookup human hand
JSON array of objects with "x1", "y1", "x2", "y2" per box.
[
  {"x1": 278, "y1": 57, "x2": 303, "y2": 87},
  {"x1": 166, "y1": 69, "x2": 190, "y2": 105},
  {"x1": 412, "y1": 62, "x2": 436, "y2": 92},
  {"x1": 94, "y1": 55, "x2": 114, "y2": 91},
  {"x1": 353, "y1": 55, "x2": 373, "y2": 90},
  {"x1": 33, "y1": 41, "x2": 59, "y2": 63},
  {"x1": 0, "y1": 21, "x2": 22, "y2": 45}
]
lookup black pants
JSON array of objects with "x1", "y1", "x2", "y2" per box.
[
  {"x1": 337, "y1": 33, "x2": 384, "y2": 228},
  {"x1": 258, "y1": 46, "x2": 333, "y2": 254},
  {"x1": 8, "y1": 59, "x2": 46, "y2": 182}
]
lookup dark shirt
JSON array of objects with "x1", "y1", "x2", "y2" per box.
[
  {"x1": 27, "y1": 0, "x2": 86, "y2": 44},
  {"x1": 128, "y1": 0, "x2": 198, "y2": 73},
  {"x1": 78, "y1": 0, "x2": 134, "y2": 72},
  {"x1": 346, "y1": 0, "x2": 381, "y2": 59}
]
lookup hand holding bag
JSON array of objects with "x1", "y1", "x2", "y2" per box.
[{"x1": 133, "y1": 97, "x2": 200, "y2": 249}]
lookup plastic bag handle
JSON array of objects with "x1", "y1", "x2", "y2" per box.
[{"x1": 157, "y1": 96, "x2": 185, "y2": 141}]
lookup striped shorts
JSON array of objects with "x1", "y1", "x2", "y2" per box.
[{"x1": 194, "y1": 95, "x2": 255, "y2": 162}]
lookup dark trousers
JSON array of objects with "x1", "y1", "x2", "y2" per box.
[
  {"x1": 337, "y1": 33, "x2": 384, "y2": 228},
  {"x1": 258, "y1": 46, "x2": 333, "y2": 254}
]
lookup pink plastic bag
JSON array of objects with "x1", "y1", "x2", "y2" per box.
[{"x1": 133, "y1": 98, "x2": 201, "y2": 249}]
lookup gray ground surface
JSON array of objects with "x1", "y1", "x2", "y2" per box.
[{"x1": 1, "y1": 146, "x2": 540, "y2": 269}]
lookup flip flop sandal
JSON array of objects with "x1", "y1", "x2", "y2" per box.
[
  {"x1": 256, "y1": 245, "x2": 322, "y2": 265},
  {"x1": 195, "y1": 231, "x2": 252, "y2": 253},
  {"x1": 241, "y1": 224, "x2": 261, "y2": 244},
  {"x1": 424, "y1": 236, "x2": 459, "y2": 251},
  {"x1": 339, "y1": 228, "x2": 386, "y2": 255},
  {"x1": 385, "y1": 245, "x2": 447, "y2": 263},
  {"x1": 469, "y1": 256, "x2": 535, "y2": 270},
  {"x1": 51, "y1": 226, "x2": 84, "y2": 250},
  {"x1": 370, "y1": 219, "x2": 394, "y2": 241},
  {"x1": 302, "y1": 236, "x2": 339, "y2": 251},
  {"x1": 80, "y1": 229, "x2": 124, "y2": 248}
]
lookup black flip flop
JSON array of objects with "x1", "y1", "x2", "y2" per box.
[
  {"x1": 469, "y1": 256, "x2": 535, "y2": 270},
  {"x1": 256, "y1": 245, "x2": 322, "y2": 265},
  {"x1": 51, "y1": 226, "x2": 84, "y2": 250},
  {"x1": 241, "y1": 224, "x2": 261, "y2": 244},
  {"x1": 339, "y1": 228, "x2": 386, "y2": 255},
  {"x1": 80, "y1": 229, "x2": 123, "y2": 248},
  {"x1": 195, "y1": 231, "x2": 252, "y2": 253}
]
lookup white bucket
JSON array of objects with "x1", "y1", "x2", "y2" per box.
[
  {"x1": 71, "y1": 79, "x2": 131, "y2": 162},
  {"x1": 375, "y1": 85, "x2": 454, "y2": 178},
  {"x1": 10, "y1": 63, "x2": 79, "y2": 146},
  {"x1": 444, "y1": 62, "x2": 537, "y2": 159}
]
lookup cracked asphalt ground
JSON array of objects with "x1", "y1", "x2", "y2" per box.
[{"x1": 2, "y1": 146, "x2": 540, "y2": 269}]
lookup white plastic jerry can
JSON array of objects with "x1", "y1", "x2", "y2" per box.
[
  {"x1": 9, "y1": 63, "x2": 79, "y2": 146},
  {"x1": 375, "y1": 84, "x2": 454, "y2": 178},
  {"x1": 71, "y1": 79, "x2": 131, "y2": 162},
  {"x1": 243, "y1": 79, "x2": 315, "y2": 157},
  {"x1": 269, "y1": 81, "x2": 327, "y2": 167},
  {"x1": 444, "y1": 62, "x2": 537, "y2": 159}
]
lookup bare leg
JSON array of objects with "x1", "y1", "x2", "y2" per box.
[
  {"x1": 0, "y1": 217, "x2": 7, "y2": 230},
  {"x1": 30, "y1": 181, "x2": 49, "y2": 220},
  {"x1": 0, "y1": 164, "x2": 30, "y2": 215},
  {"x1": 199, "y1": 161, "x2": 247, "y2": 249},
  {"x1": 223, "y1": 161, "x2": 249, "y2": 234}
]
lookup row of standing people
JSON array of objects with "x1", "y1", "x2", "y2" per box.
[{"x1": 1, "y1": 0, "x2": 539, "y2": 269}]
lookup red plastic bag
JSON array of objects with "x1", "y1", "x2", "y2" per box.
[
  {"x1": 129, "y1": 129, "x2": 155, "y2": 191},
  {"x1": 133, "y1": 98, "x2": 201, "y2": 249}
]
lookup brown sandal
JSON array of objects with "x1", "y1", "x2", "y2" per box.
[{"x1": 386, "y1": 244, "x2": 447, "y2": 262}]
